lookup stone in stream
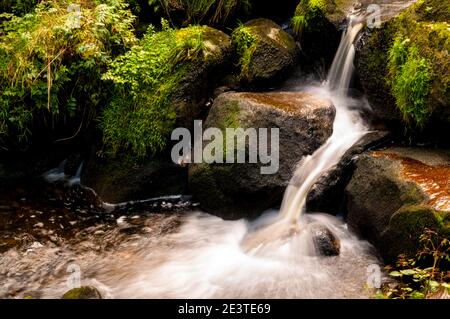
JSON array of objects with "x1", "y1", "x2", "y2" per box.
[
  {"x1": 189, "y1": 91, "x2": 336, "y2": 219},
  {"x1": 310, "y1": 223, "x2": 340, "y2": 256},
  {"x1": 62, "y1": 286, "x2": 102, "y2": 299},
  {"x1": 345, "y1": 147, "x2": 450, "y2": 263}
]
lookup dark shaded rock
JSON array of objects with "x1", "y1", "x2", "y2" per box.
[
  {"x1": 345, "y1": 147, "x2": 450, "y2": 263},
  {"x1": 81, "y1": 153, "x2": 187, "y2": 204},
  {"x1": 232, "y1": 18, "x2": 298, "y2": 87},
  {"x1": 189, "y1": 91, "x2": 335, "y2": 219},
  {"x1": 311, "y1": 223, "x2": 340, "y2": 256},
  {"x1": 306, "y1": 130, "x2": 391, "y2": 214},
  {"x1": 62, "y1": 286, "x2": 101, "y2": 299}
]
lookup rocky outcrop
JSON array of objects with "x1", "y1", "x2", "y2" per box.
[
  {"x1": 189, "y1": 91, "x2": 335, "y2": 219},
  {"x1": 231, "y1": 18, "x2": 298, "y2": 87},
  {"x1": 345, "y1": 147, "x2": 450, "y2": 262}
]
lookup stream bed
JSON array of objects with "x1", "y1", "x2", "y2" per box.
[{"x1": 0, "y1": 179, "x2": 384, "y2": 299}]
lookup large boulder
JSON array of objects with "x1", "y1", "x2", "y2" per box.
[
  {"x1": 345, "y1": 147, "x2": 450, "y2": 263},
  {"x1": 189, "y1": 91, "x2": 335, "y2": 219},
  {"x1": 355, "y1": 0, "x2": 450, "y2": 139},
  {"x1": 231, "y1": 18, "x2": 298, "y2": 87}
]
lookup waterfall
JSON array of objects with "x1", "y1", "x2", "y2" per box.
[{"x1": 279, "y1": 17, "x2": 367, "y2": 223}]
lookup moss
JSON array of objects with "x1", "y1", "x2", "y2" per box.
[
  {"x1": 62, "y1": 286, "x2": 101, "y2": 299},
  {"x1": 101, "y1": 24, "x2": 229, "y2": 158},
  {"x1": 388, "y1": 38, "x2": 432, "y2": 127},
  {"x1": 291, "y1": 0, "x2": 334, "y2": 39},
  {"x1": 231, "y1": 19, "x2": 297, "y2": 83},
  {"x1": 361, "y1": 0, "x2": 450, "y2": 129},
  {"x1": 381, "y1": 204, "x2": 449, "y2": 263},
  {"x1": 401, "y1": 0, "x2": 450, "y2": 23},
  {"x1": 231, "y1": 25, "x2": 258, "y2": 79}
]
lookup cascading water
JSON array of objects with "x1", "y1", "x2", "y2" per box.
[
  {"x1": 0, "y1": 14, "x2": 385, "y2": 299},
  {"x1": 279, "y1": 16, "x2": 367, "y2": 223}
]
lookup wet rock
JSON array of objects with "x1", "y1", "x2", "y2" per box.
[
  {"x1": 232, "y1": 18, "x2": 298, "y2": 87},
  {"x1": 345, "y1": 147, "x2": 450, "y2": 263},
  {"x1": 189, "y1": 91, "x2": 335, "y2": 219},
  {"x1": 306, "y1": 130, "x2": 391, "y2": 214},
  {"x1": 311, "y1": 223, "x2": 340, "y2": 256},
  {"x1": 62, "y1": 286, "x2": 102, "y2": 299}
]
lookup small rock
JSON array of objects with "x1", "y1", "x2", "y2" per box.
[{"x1": 310, "y1": 223, "x2": 340, "y2": 256}]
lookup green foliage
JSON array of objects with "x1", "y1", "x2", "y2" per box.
[
  {"x1": 0, "y1": 0, "x2": 136, "y2": 147},
  {"x1": 147, "y1": 0, "x2": 251, "y2": 26},
  {"x1": 0, "y1": 0, "x2": 39, "y2": 16},
  {"x1": 388, "y1": 37, "x2": 432, "y2": 127},
  {"x1": 382, "y1": 229, "x2": 450, "y2": 299},
  {"x1": 231, "y1": 24, "x2": 257, "y2": 78},
  {"x1": 101, "y1": 23, "x2": 213, "y2": 158},
  {"x1": 291, "y1": 0, "x2": 328, "y2": 40}
]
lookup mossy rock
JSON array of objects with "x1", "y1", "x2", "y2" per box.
[
  {"x1": 62, "y1": 286, "x2": 102, "y2": 299},
  {"x1": 290, "y1": 0, "x2": 342, "y2": 68},
  {"x1": 356, "y1": 0, "x2": 450, "y2": 139},
  {"x1": 231, "y1": 18, "x2": 298, "y2": 87},
  {"x1": 380, "y1": 204, "x2": 449, "y2": 263}
]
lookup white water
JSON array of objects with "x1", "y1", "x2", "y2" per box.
[
  {"x1": 0, "y1": 17, "x2": 385, "y2": 299},
  {"x1": 280, "y1": 18, "x2": 367, "y2": 223}
]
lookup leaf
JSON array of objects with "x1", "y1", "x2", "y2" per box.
[
  {"x1": 400, "y1": 269, "x2": 418, "y2": 276},
  {"x1": 410, "y1": 291, "x2": 425, "y2": 299},
  {"x1": 389, "y1": 271, "x2": 403, "y2": 277}
]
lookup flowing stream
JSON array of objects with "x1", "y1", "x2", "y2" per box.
[{"x1": 0, "y1": 15, "x2": 385, "y2": 299}]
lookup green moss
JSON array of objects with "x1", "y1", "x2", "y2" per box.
[
  {"x1": 231, "y1": 25, "x2": 258, "y2": 79},
  {"x1": 362, "y1": 0, "x2": 450, "y2": 129},
  {"x1": 291, "y1": 0, "x2": 333, "y2": 39},
  {"x1": 381, "y1": 204, "x2": 449, "y2": 263},
  {"x1": 62, "y1": 286, "x2": 101, "y2": 299},
  {"x1": 101, "y1": 24, "x2": 222, "y2": 158},
  {"x1": 401, "y1": 0, "x2": 450, "y2": 23},
  {"x1": 388, "y1": 38, "x2": 432, "y2": 127}
]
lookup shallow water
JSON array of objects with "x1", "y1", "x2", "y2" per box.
[{"x1": 0, "y1": 197, "x2": 383, "y2": 299}]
